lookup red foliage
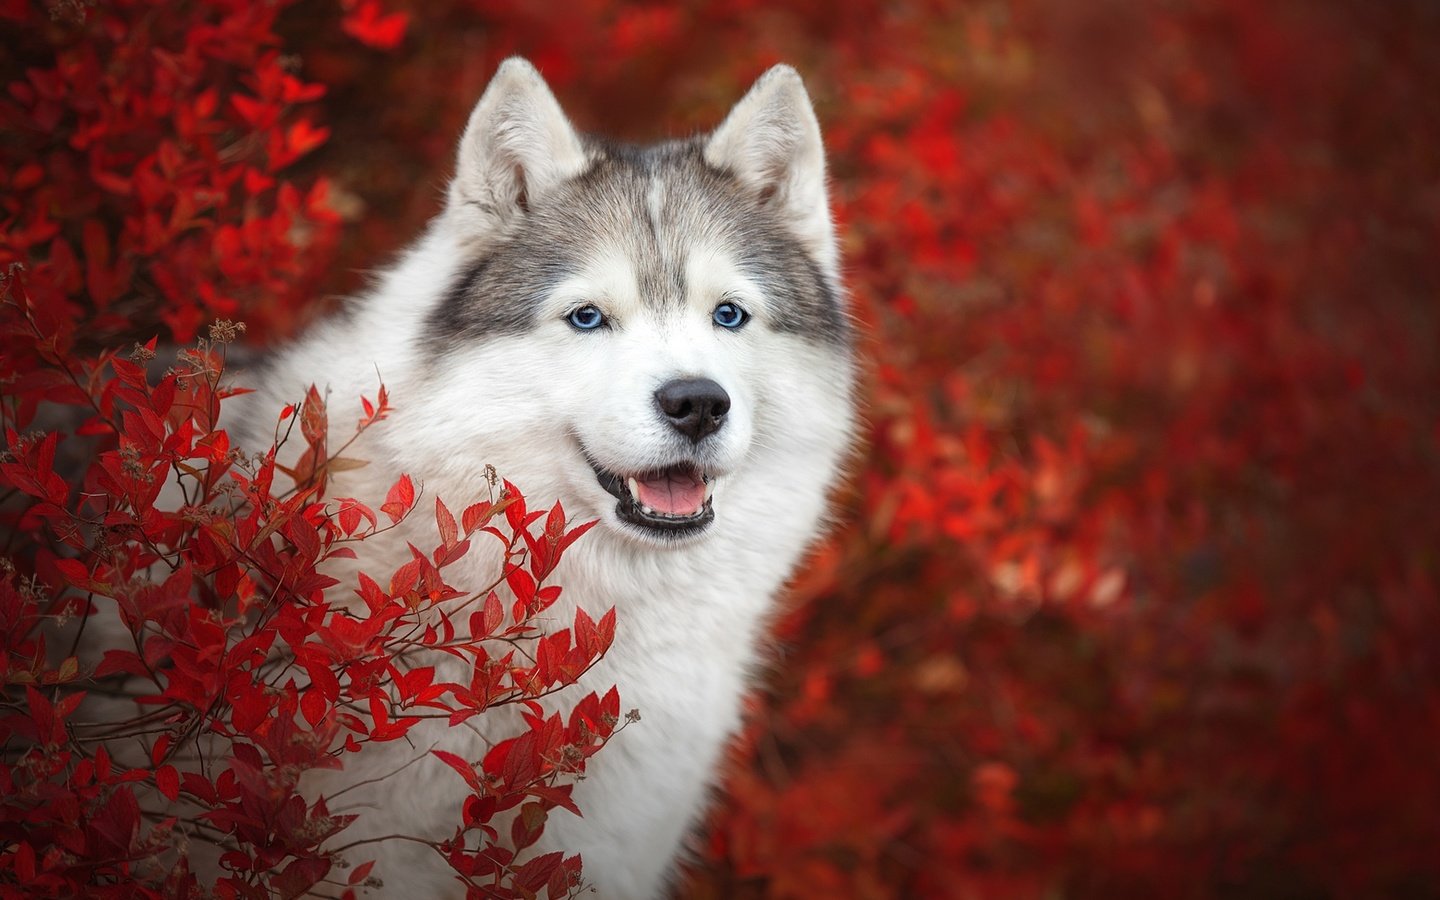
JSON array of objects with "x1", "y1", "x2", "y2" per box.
[
  {"x1": 1, "y1": 6, "x2": 621, "y2": 894},
  {"x1": 1, "y1": 265, "x2": 620, "y2": 896},
  {"x1": 0, "y1": 0, "x2": 339, "y2": 345},
  {"x1": 4, "y1": 0, "x2": 1440, "y2": 898}
]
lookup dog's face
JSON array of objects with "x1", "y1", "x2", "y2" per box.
[{"x1": 404, "y1": 60, "x2": 852, "y2": 547}]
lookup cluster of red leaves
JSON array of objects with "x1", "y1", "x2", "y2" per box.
[
  {"x1": 0, "y1": 0, "x2": 342, "y2": 345},
  {"x1": 6, "y1": 0, "x2": 1440, "y2": 898},
  {"x1": 0, "y1": 266, "x2": 620, "y2": 897},
  {"x1": 1, "y1": 2, "x2": 622, "y2": 896},
  {"x1": 700, "y1": 4, "x2": 1439, "y2": 898}
]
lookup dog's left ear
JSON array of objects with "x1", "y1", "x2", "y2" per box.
[
  {"x1": 448, "y1": 58, "x2": 588, "y2": 240},
  {"x1": 705, "y1": 65, "x2": 835, "y2": 270}
]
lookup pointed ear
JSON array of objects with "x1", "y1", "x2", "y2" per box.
[
  {"x1": 704, "y1": 65, "x2": 836, "y2": 270},
  {"x1": 447, "y1": 58, "x2": 588, "y2": 238}
]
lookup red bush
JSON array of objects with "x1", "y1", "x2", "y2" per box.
[
  {"x1": 2, "y1": 4, "x2": 622, "y2": 896},
  {"x1": 0, "y1": 271, "x2": 623, "y2": 896},
  {"x1": 5, "y1": 0, "x2": 1440, "y2": 898}
]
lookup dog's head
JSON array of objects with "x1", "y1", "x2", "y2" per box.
[{"x1": 405, "y1": 59, "x2": 854, "y2": 546}]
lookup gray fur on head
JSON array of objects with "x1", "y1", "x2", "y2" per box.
[{"x1": 431, "y1": 60, "x2": 846, "y2": 347}]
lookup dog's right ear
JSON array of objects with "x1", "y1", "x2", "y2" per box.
[{"x1": 448, "y1": 58, "x2": 587, "y2": 238}]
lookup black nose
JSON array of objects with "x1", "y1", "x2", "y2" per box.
[{"x1": 655, "y1": 378, "x2": 731, "y2": 442}]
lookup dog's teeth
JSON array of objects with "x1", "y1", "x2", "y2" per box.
[
  {"x1": 640, "y1": 504, "x2": 656, "y2": 516},
  {"x1": 704, "y1": 479, "x2": 715, "y2": 501},
  {"x1": 627, "y1": 477, "x2": 640, "y2": 498}
]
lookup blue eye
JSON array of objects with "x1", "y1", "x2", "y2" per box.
[
  {"x1": 567, "y1": 305, "x2": 606, "y2": 330},
  {"x1": 713, "y1": 302, "x2": 748, "y2": 329}
]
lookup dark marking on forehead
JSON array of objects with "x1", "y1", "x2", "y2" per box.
[
  {"x1": 430, "y1": 259, "x2": 489, "y2": 337},
  {"x1": 426, "y1": 246, "x2": 576, "y2": 342},
  {"x1": 713, "y1": 204, "x2": 850, "y2": 347},
  {"x1": 740, "y1": 247, "x2": 848, "y2": 344},
  {"x1": 423, "y1": 137, "x2": 850, "y2": 348}
]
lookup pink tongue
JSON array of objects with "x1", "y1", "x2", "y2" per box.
[{"x1": 634, "y1": 469, "x2": 706, "y2": 516}]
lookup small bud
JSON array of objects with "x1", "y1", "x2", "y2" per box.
[
  {"x1": 208, "y1": 319, "x2": 247, "y2": 344},
  {"x1": 45, "y1": 0, "x2": 88, "y2": 26}
]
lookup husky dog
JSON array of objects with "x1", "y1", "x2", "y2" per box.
[{"x1": 230, "y1": 58, "x2": 856, "y2": 897}]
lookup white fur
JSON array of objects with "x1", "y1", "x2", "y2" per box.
[{"x1": 225, "y1": 61, "x2": 854, "y2": 898}]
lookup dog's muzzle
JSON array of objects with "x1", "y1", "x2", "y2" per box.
[{"x1": 588, "y1": 458, "x2": 715, "y2": 537}]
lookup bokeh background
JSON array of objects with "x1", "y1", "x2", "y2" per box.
[{"x1": 5, "y1": 0, "x2": 1440, "y2": 897}]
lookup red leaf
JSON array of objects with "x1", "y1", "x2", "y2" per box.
[
  {"x1": 272, "y1": 856, "x2": 330, "y2": 900},
  {"x1": 12, "y1": 841, "x2": 35, "y2": 883},
  {"x1": 182, "y1": 772, "x2": 217, "y2": 805},
  {"x1": 511, "y1": 801, "x2": 548, "y2": 852},
  {"x1": 435, "y1": 496, "x2": 458, "y2": 548},
  {"x1": 544, "y1": 500, "x2": 565, "y2": 545},
  {"x1": 341, "y1": 0, "x2": 410, "y2": 50},
  {"x1": 25, "y1": 685, "x2": 58, "y2": 744},
  {"x1": 150, "y1": 733, "x2": 172, "y2": 768},
  {"x1": 155, "y1": 765, "x2": 180, "y2": 802},
  {"x1": 300, "y1": 687, "x2": 327, "y2": 727},
  {"x1": 548, "y1": 855, "x2": 583, "y2": 898},
  {"x1": 299, "y1": 385, "x2": 327, "y2": 446},
  {"x1": 53, "y1": 556, "x2": 106, "y2": 593},
  {"x1": 380, "y1": 474, "x2": 415, "y2": 524},
  {"x1": 558, "y1": 518, "x2": 598, "y2": 555},
  {"x1": 482, "y1": 732, "x2": 525, "y2": 784},
  {"x1": 481, "y1": 590, "x2": 504, "y2": 635},
  {"x1": 348, "y1": 859, "x2": 376, "y2": 885},
  {"x1": 95, "y1": 645, "x2": 146, "y2": 673},
  {"x1": 355, "y1": 571, "x2": 387, "y2": 613},
  {"x1": 431, "y1": 749, "x2": 482, "y2": 791},
  {"x1": 92, "y1": 642, "x2": 144, "y2": 676},
  {"x1": 336, "y1": 497, "x2": 376, "y2": 535},
  {"x1": 574, "y1": 607, "x2": 599, "y2": 657},
  {"x1": 512, "y1": 849, "x2": 564, "y2": 893},
  {"x1": 230, "y1": 93, "x2": 276, "y2": 129},
  {"x1": 91, "y1": 785, "x2": 140, "y2": 853},
  {"x1": 597, "y1": 607, "x2": 617, "y2": 650},
  {"x1": 503, "y1": 481, "x2": 527, "y2": 532},
  {"x1": 287, "y1": 119, "x2": 330, "y2": 159},
  {"x1": 507, "y1": 566, "x2": 536, "y2": 607},
  {"x1": 271, "y1": 120, "x2": 330, "y2": 171},
  {"x1": 529, "y1": 783, "x2": 581, "y2": 817},
  {"x1": 462, "y1": 498, "x2": 507, "y2": 534}
]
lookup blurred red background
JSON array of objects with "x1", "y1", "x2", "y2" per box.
[{"x1": 4, "y1": 0, "x2": 1439, "y2": 897}]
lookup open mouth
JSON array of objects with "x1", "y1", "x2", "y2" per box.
[{"x1": 588, "y1": 457, "x2": 716, "y2": 536}]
